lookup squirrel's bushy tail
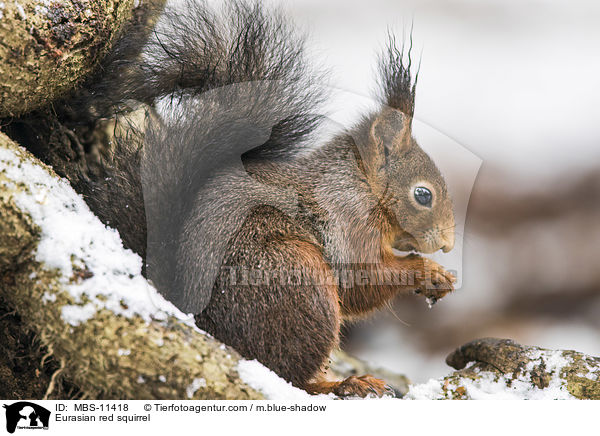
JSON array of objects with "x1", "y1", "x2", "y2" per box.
[
  {"x1": 73, "y1": 0, "x2": 326, "y2": 307},
  {"x1": 72, "y1": 0, "x2": 325, "y2": 144}
]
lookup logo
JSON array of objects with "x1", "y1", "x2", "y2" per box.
[{"x1": 2, "y1": 402, "x2": 50, "y2": 434}]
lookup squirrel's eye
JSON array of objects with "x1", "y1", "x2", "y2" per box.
[{"x1": 414, "y1": 187, "x2": 432, "y2": 207}]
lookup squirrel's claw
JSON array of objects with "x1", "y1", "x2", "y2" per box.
[
  {"x1": 306, "y1": 375, "x2": 389, "y2": 398},
  {"x1": 411, "y1": 257, "x2": 456, "y2": 305}
]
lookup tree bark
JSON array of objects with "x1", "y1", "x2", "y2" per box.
[
  {"x1": 444, "y1": 338, "x2": 600, "y2": 399},
  {"x1": 405, "y1": 337, "x2": 600, "y2": 399},
  {"x1": 0, "y1": 0, "x2": 136, "y2": 117},
  {"x1": 0, "y1": 132, "x2": 263, "y2": 399}
]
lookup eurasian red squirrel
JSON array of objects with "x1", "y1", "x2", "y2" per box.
[{"x1": 11, "y1": 0, "x2": 456, "y2": 397}]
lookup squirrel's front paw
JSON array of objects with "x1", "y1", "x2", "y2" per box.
[{"x1": 411, "y1": 256, "x2": 456, "y2": 305}]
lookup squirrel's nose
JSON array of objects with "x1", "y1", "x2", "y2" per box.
[{"x1": 441, "y1": 231, "x2": 455, "y2": 253}]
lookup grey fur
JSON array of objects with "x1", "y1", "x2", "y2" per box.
[{"x1": 13, "y1": 0, "x2": 456, "y2": 390}]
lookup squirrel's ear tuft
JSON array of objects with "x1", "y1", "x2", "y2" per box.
[
  {"x1": 370, "y1": 108, "x2": 412, "y2": 154},
  {"x1": 377, "y1": 30, "x2": 419, "y2": 119}
]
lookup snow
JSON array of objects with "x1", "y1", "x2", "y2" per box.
[
  {"x1": 237, "y1": 359, "x2": 333, "y2": 401},
  {"x1": 402, "y1": 379, "x2": 447, "y2": 400},
  {"x1": 4, "y1": 146, "x2": 316, "y2": 394},
  {"x1": 580, "y1": 360, "x2": 599, "y2": 381},
  {"x1": 238, "y1": 358, "x2": 396, "y2": 400},
  {"x1": 2, "y1": 145, "x2": 591, "y2": 401},
  {"x1": 34, "y1": 5, "x2": 48, "y2": 15},
  {"x1": 0, "y1": 146, "x2": 198, "y2": 329},
  {"x1": 14, "y1": 1, "x2": 25, "y2": 19},
  {"x1": 405, "y1": 348, "x2": 577, "y2": 400},
  {"x1": 459, "y1": 374, "x2": 574, "y2": 401},
  {"x1": 61, "y1": 303, "x2": 97, "y2": 326},
  {"x1": 186, "y1": 377, "x2": 207, "y2": 398},
  {"x1": 42, "y1": 292, "x2": 56, "y2": 303}
]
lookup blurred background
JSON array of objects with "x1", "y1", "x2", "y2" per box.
[{"x1": 265, "y1": 0, "x2": 600, "y2": 382}]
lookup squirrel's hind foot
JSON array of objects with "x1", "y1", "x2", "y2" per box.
[{"x1": 305, "y1": 375, "x2": 392, "y2": 398}]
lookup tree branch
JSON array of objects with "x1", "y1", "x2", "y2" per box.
[{"x1": 0, "y1": 132, "x2": 263, "y2": 399}]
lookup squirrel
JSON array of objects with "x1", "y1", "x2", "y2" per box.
[{"x1": 7, "y1": 0, "x2": 456, "y2": 397}]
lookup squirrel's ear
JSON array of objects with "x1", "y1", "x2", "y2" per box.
[{"x1": 369, "y1": 108, "x2": 413, "y2": 155}]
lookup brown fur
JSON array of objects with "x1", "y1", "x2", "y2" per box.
[
  {"x1": 305, "y1": 375, "x2": 390, "y2": 397},
  {"x1": 9, "y1": 0, "x2": 456, "y2": 397},
  {"x1": 194, "y1": 106, "x2": 456, "y2": 394},
  {"x1": 195, "y1": 206, "x2": 341, "y2": 387}
]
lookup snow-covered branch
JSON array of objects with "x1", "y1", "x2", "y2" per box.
[
  {"x1": 2, "y1": 132, "x2": 599, "y2": 400},
  {"x1": 406, "y1": 338, "x2": 600, "y2": 400},
  {"x1": 0, "y1": 132, "x2": 279, "y2": 399}
]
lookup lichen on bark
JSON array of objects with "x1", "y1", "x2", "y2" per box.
[
  {"x1": 0, "y1": 0, "x2": 136, "y2": 117},
  {"x1": 406, "y1": 338, "x2": 600, "y2": 400}
]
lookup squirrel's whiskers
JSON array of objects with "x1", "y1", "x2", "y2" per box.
[{"x1": 23, "y1": 0, "x2": 456, "y2": 398}]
